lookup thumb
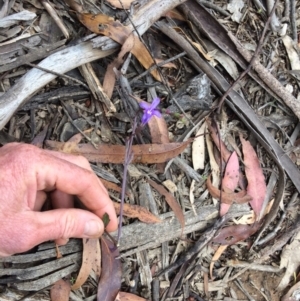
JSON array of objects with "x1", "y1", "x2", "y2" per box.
[
  {"x1": 27, "y1": 209, "x2": 104, "y2": 251},
  {"x1": 0, "y1": 209, "x2": 105, "y2": 256}
]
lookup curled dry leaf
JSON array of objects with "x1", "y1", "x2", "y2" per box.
[
  {"x1": 77, "y1": 13, "x2": 160, "y2": 81},
  {"x1": 50, "y1": 279, "x2": 71, "y2": 301},
  {"x1": 147, "y1": 178, "x2": 185, "y2": 233},
  {"x1": 113, "y1": 202, "x2": 161, "y2": 224},
  {"x1": 71, "y1": 238, "x2": 100, "y2": 290},
  {"x1": 210, "y1": 245, "x2": 228, "y2": 279},
  {"x1": 212, "y1": 222, "x2": 260, "y2": 246},
  {"x1": 206, "y1": 174, "x2": 252, "y2": 205},
  {"x1": 45, "y1": 140, "x2": 191, "y2": 164},
  {"x1": 97, "y1": 237, "x2": 121, "y2": 301},
  {"x1": 240, "y1": 136, "x2": 266, "y2": 219}
]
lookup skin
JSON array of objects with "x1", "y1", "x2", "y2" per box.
[{"x1": 0, "y1": 143, "x2": 118, "y2": 257}]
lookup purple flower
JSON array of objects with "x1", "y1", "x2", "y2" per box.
[{"x1": 139, "y1": 97, "x2": 162, "y2": 125}]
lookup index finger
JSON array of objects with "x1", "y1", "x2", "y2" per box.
[{"x1": 34, "y1": 150, "x2": 118, "y2": 232}]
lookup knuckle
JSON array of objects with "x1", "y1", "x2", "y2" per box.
[{"x1": 59, "y1": 212, "x2": 79, "y2": 239}]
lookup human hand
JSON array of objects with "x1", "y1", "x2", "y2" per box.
[{"x1": 0, "y1": 143, "x2": 118, "y2": 257}]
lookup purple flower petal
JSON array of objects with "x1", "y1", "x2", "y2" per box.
[
  {"x1": 153, "y1": 110, "x2": 162, "y2": 118},
  {"x1": 139, "y1": 101, "x2": 151, "y2": 110},
  {"x1": 150, "y1": 97, "x2": 160, "y2": 109}
]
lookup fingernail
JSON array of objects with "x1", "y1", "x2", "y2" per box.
[{"x1": 84, "y1": 220, "x2": 102, "y2": 237}]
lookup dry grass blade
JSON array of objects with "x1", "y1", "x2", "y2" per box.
[
  {"x1": 147, "y1": 179, "x2": 185, "y2": 233},
  {"x1": 97, "y1": 237, "x2": 121, "y2": 301},
  {"x1": 71, "y1": 238, "x2": 100, "y2": 290},
  {"x1": 45, "y1": 140, "x2": 191, "y2": 164}
]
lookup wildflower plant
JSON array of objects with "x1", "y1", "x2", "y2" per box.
[
  {"x1": 116, "y1": 97, "x2": 161, "y2": 245},
  {"x1": 139, "y1": 97, "x2": 162, "y2": 125}
]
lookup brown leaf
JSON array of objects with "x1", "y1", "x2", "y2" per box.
[
  {"x1": 97, "y1": 237, "x2": 121, "y2": 301},
  {"x1": 164, "y1": 9, "x2": 186, "y2": 21},
  {"x1": 115, "y1": 292, "x2": 147, "y2": 301},
  {"x1": 113, "y1": 202, "x2": 161, "y2": 224},
  {"x1": 101, "y1": 179, "x2": 122, "y2": 193},
  {"x1": 212, "y1": 222, "x2": 260, "y2": 245},
  {"x1": 105, "y1": 0, "x2": 134, "y2": 9},
  {"x1": 222, "y1": 151, "x2": 239, "y2": 190},
  {"x1": 147, "y1": 179, "x2": 185, "y2": 233},
  {"x1": 77, "y1": 13, "x2": 161, "y2": 81},
  {"x1": 103, "y1": 34, "x2": 135, "y2": 98},
  {"x1": 220, "y1": 151, "x2": 239, "y2": 216},
  {"x1": 50, "y1": 279, "x2": 71, "y2": 301},
  {"x1": 210, "y1": 245, "x2": 228, "y2": 279},
  {"x1": 45, "y1": 140, "x2": 191, "y2": 164},
  {"x1": 240, "y1": 136, "x2": 267, "y2": 219},
  {"x1": 71, "y1": 238, "x2": 100, "y2": 290},
  {"x1": 207, "y1": 174, "x2": 252, "y2": 205}
]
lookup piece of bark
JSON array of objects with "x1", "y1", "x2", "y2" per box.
[
  {"x1": 0, "y1": 39, "x2": 67, "y2": 73},
  {"x1": 79, "y1": 63, "x2": 116, "y2": 112}
]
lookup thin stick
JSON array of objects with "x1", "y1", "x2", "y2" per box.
[
  {"x1": 217, "y1": 0, "x2": 280, "y2": 113},
  {"x1": 116, "y1": 117, "x2": 137, "y2": 245}
]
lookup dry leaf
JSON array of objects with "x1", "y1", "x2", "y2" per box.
[
  {"x1": 71, "y1": 238, "x2": 100, "y2": 290},
  {"x1": 220, "y1": 151, "x2": 239, "y2": 216},
  {"x1": 164, "y1": 9, "x2": 186, "y2": 21},
  {"x1": 105, "y1": 0, "x2": 134, "y2": 9},
  {"x1": 207, "y1": 174, "x2": 252, "y2": 205},
  {"x1": 50, "y1": 279, "x2": 71, "y2": 301},
  {"x1": 162, "y1": 179, "x2": 177, "y2": 194},
  {"x1": 192, "y1": 122, "x2": 206, "y2": 170},
  {"x1": 212, "y1": 222, "x2": 260, "y2": 246},
  {"x1": 278, "y1": 231, "x2": 300, "y2": 291},
  {"x1": 97, "y1": 237, "x2": 121, "y2": 300},
  {"x1": 282, "y1": 35, "x2": 300, "y2": 70},
  {"x1": 103, "y1": 34, "x2": 135, "y2": 98},
  {"x1": 113, "y1": 202, "x2": 161, "y2": 224},
  {"x1": 189, "y1": 179, "x2": 197, "y2": 215},
  {"x1": 210, "y1": 245, "x2": 228, "y2": 279},
  {"x1": 147, "y1": 179, "x2": 185, "y2": 233},
  {"x1": 101, "y1": 179, "x2": 122, "y2": 193},
  {"x1": 115, "y1": 292, "x2": 147, "y2": 301},
  {"x1": 77, "y1": 13, "x2": 161, "y2": 81},
  {"x1": 240, "y1": 136, "x2": 266, "y2": 219},
  {"x1": 45, "y1": 140, "x2": 191, "y2": 164}
]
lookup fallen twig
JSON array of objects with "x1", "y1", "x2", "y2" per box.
[{"x1": 228, "y1": 32, "x2": 300, "y2": 120}]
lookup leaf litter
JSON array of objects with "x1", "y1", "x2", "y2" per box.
[{"x1": 1, "y1": 0, "x2": 299, "y2": 300}]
